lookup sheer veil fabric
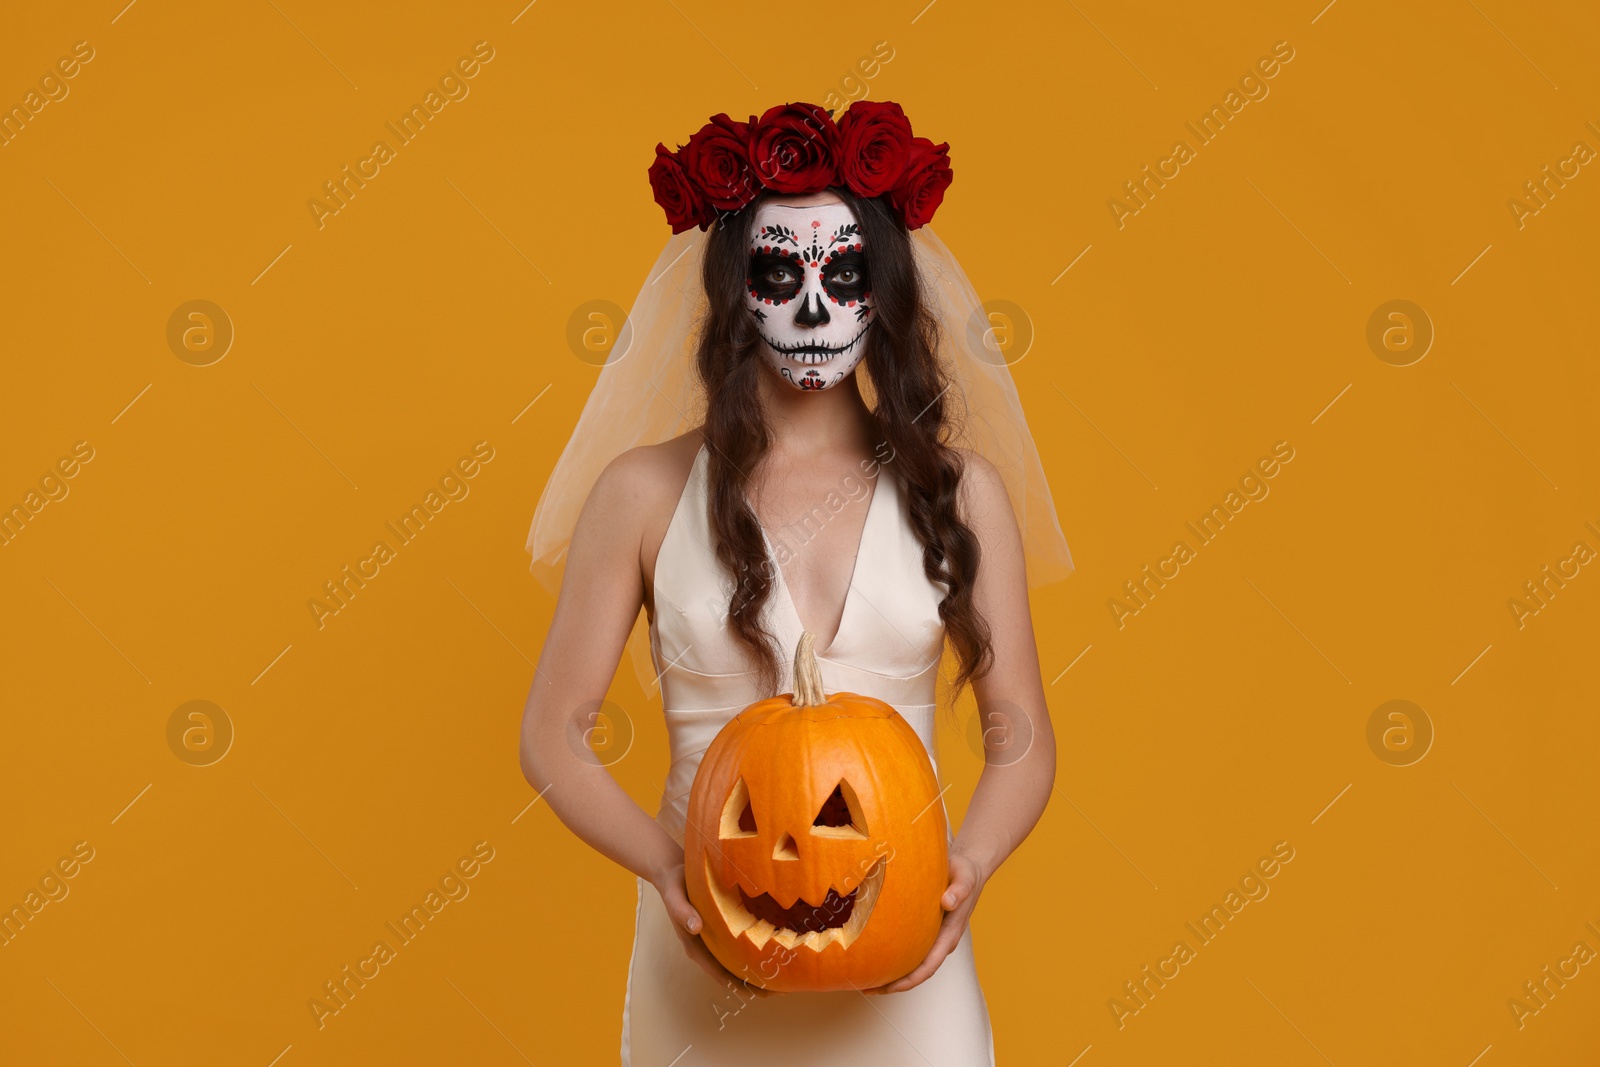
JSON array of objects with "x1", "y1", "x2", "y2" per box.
[{"x1": 525, "y1": 222, "x2": 1074, "y2": 688}]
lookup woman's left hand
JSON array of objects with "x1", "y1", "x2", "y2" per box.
[{"x1": 867, "y1": 849, "x2": 987, "y2": 994}]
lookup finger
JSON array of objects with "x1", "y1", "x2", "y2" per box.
[
  {"x1": 881, "y1": 943, "x2": 950, "y2": 994},
  {"x1": 672, "y1": 924, "x2": 727, "y2": 978},
  {"x1": 686, "y1": 942, "x2": 729, "y2": 984},
  {"x1": 671, "y1": 925, "x2": 774, "y2": 998},
  {"x1": 942, "y1": 857, "x2": 979, "y2": 909},
  {"x1": 732, "y1": 978, "x2": 775, "y2": 999},
  {"x1": 882, "y1": 915, "x2": 966, "y2": 994},
  {"x1": 937, "y1": 899, "x2": 976, "y2": 951},
  {"x1": 663, "y1": 894, "x2": 704, "y2": 934}
]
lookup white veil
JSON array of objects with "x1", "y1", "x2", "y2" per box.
[{"x1": 526, "y1": 222, "x2": 1075, "y2": 689}]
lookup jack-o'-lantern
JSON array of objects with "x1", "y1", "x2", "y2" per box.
[{"x1": 684, "y1": 632, "x2": 948, "y2": 992}]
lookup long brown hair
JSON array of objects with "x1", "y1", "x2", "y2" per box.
[{"x1": 694, "y1": 187, "x2": 993, "y2": 697}]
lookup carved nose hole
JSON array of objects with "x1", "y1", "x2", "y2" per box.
[{"x1": 773, "y1": 832, "x2": 800, "y2": 860}]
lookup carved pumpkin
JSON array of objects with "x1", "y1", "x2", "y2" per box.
[{"x1": 684, "y1": 632, "x2": 948, "y2": 992}]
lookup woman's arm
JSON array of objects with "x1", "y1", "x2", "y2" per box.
[
  {"x1": 519, "y1": 450, "x2": 677, "y2": 880},
  {"x1": 519, "y1": 448, "x2": 758, "y2": 988},
  {"x1": 876, "y1": 450, "x2": 1057, "y2": 993}
]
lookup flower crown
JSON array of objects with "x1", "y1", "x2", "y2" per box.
[{"x1": 648, "y1": 101, "x2": 953, "y2": 235}]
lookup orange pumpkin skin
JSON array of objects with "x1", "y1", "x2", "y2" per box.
[{"x1": 684, "y1": 688, "x2": 949, "y2": 992}]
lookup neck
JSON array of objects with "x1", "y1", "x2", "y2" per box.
[{"x1": 755, "y1": 368, "x2": 873, "y2": 457}]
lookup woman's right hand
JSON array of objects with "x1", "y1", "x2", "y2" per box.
[{"x1": 652, "y1": 862, "x2": 775, "y2": 999}]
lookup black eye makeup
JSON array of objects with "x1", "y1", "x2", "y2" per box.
[
  {"x1": 821, "y1": 251, "x2": 870, "y2": 304},
  {"x1": 748, "y1": 251, "x2": 804, "y2": 303}
]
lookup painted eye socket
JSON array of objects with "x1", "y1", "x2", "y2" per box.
[
  {"x1": 811, "y1": 782, "x2": 868, "y2": 839},
  {"x1": 821, "y1": 253, "x2": 870, "y2": 303},
  {"x1": 749, "y1": 252, "x2": 803, "y2": 302}
]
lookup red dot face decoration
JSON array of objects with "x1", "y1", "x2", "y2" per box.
[{"x1": 745, "y1": 196, "x2": 874, "y2": 393}]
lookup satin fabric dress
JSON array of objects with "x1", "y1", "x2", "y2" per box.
[{"x1": 621, "y1": 445, "x2": 995, "y2": 1066}]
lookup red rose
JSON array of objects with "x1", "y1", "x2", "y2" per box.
[
  {"x1": 888, "y1": 137, "x2": 953, "y2": 230},
  {"x1": 748, "y1": 102, "x2": 840, "y2": 194},
  {"x1": 648, "y1": 143, "x2": 711, "y2": 233},
  {"x1": 681, "y1": 114, "x2": 759, "y2": 211},
  {"x1": 837, "y1": 101, "x2": 913, "y2": 198}
]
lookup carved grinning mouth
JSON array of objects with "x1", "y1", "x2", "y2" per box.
[
  {"x1": 760, "y1": 324, "x2": 870, "y2": 365},
  {"x1": 703, "y1": 854, "x2": 885, "y2": 952}
]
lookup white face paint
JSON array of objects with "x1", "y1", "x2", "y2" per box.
[{"x1": 745, "y1": 197, "x2": 873, "y2": 392}]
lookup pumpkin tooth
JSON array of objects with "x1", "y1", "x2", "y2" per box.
[
  {"x1": 703, "y1": 856, "x2": 757, "y2": 937},
  {"x1": 838, "y1": 859, "x2": 885, "y2": 949},
  {"x1": 810, "y1": 928, "x2": 837, "y2": 952},
  {"x1": 746, "y1": 919, "x2": 777, "y2": 949}
]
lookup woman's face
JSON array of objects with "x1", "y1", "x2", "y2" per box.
[{"x1": 745, "y1": 193, "x2": 874, "y2": 392}]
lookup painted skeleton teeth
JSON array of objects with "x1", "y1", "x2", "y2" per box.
[{"x1": 759, "y1": 324, "x2": 870, "y2": 365}]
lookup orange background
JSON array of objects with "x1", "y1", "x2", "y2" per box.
[{"x1": 2, "y1": 1, "x2": 1597, "y2": 1063}]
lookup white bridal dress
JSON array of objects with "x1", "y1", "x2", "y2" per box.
[
  {"x1": 527, "y1": 222, "x2": 1076, "y2": 1066},
  {"x1": 621, "y1": 444, "x2": 996, "y2": 1066}
]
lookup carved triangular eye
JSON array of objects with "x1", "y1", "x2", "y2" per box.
[
  {"x1": 720, "y1": 777, "x2": 757, "y2": 838},
  {"x1": 811, "y1": 781, "x2": 868, "y2": 838}
]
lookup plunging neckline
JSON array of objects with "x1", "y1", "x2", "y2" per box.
[{"x1": 744, "y1": 452, "x2": 887, "y2": 659}]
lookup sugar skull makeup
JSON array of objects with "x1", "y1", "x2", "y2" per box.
[{"x1": 746, "y1": 198, "x2": 873, "y2": 392}]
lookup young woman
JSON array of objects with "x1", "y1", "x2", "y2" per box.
[{"x1": 520, "y1": 102, "x2": 1074, "y2": 1065}]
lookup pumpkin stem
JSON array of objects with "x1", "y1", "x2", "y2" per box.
[{"x1": 792, "y1": 631, "x2": 827, "y2": 707}]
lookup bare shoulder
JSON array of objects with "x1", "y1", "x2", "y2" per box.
[
  {"x1": 587, "y1": 429, "x2": 703, "y2": 517},
  {"x1": 954, "y1": 448, "x2": 1009, "y2": 509},
  {"x1": 577, "y1": 430, "x2": 705, "y2": 577},
  {"x1": 954, "y1": 447, "x2": 1023, "y2": 546}
]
